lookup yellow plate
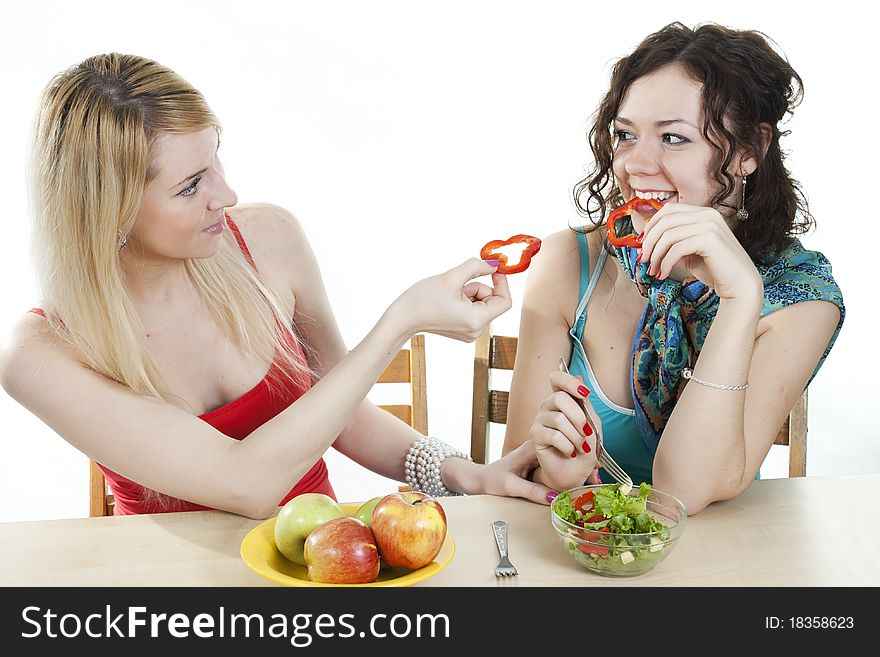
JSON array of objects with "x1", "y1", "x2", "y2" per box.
[{"x1": 240, "y1": 503, "x2": 455, "y2": 587}]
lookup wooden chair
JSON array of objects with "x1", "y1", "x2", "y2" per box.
[
  {"x1": 775, "y1": 390, "x2": 808, "y2": 477},
  {"x1": 375, "y1": 334, "x2": 429, "y2": 435},
  {"x1": 470, "y1": 327, "x2": 809, "y2": 477},
  {"x1": 89, "y1": 335, "x2": 429, "y2": 517},
  {"x1": 470, "y1": 328, "x2": 517, "y2": 465},
  {"x1": 89, "y1": 461, "x2": 115, "y2": 517}
]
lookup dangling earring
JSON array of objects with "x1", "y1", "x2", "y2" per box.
[
  {"x1": 118, "y1": 232, "x2": 128, "y2": 253},
  {"x1": 736, "y1": 174, "x2": 749, "y2": 221}
]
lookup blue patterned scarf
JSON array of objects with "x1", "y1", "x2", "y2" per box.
[{"x1": 612, "y1": 218, "x2": 845, "y2": 456}]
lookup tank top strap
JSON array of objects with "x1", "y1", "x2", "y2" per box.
[
  {"x1": 571, "y1": 230, "x2": 608, "y2": 342},
  {"x1": 225, "y1": 213, "x2": 258, "y2": 272},
  {"x1": 575, "y1": 230, "x2": 591, "y2": 302}
]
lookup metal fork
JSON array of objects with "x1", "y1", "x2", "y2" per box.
[
  {"x1": 558, "y1": 357, "x2": 634, "y2": 488},
  {"x1": 491, "y1": 521, "x2": 518, "y2": 577}
]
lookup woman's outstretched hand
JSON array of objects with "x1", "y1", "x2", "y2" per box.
[
  {"x1": 388, "y1": 258, "x2": 512, "y2": 342},
  {"x1": 477, "y1": 442, "x2": 558, "y2": 504},
  {"x1": 443, "y1": 441, "x2": 557, "y2": 505}
]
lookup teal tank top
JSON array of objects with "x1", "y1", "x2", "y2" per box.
[
  {"x1": 567, "y1": 232, "x2": 760, "y2": 485},
  {"x1": 567, "y1": 232, "x2": 655, "y2": 485}
]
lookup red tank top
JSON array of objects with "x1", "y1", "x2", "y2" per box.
[{"x1": 30, "y1": 215, "x2": 335, "y2": 514}]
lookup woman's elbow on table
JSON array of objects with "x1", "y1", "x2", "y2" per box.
[
  {"x1": 222, "y1": 488, "x2": 279, "y2": 520},
  {"x1": 240, "y1": 504, "x2": 278, "y2": 521},
  {"x1": 679, "y1": 478, "x2": 754, "y2": 516},
  {"x1": 653, "y1": 476, "x2": 739, "y2": 517},
  {"x1": 211, "y1": 469, "x2": 283, "y2": 520}
]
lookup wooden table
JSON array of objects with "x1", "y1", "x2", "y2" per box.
[{"x1": 1, "y1": 475, "x2": 877, "y2": 586}]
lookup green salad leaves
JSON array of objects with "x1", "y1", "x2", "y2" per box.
[
  {"x1": 551, "y1": 482, "x2": 672, "y2": 574},
  {"x1": 596, "y1": 482, "x2": 667, "y2": 534},
  {"x1": 550, "y1": 489, "x2": 580, "y2": 525},
  {"x1": 553, "y1": 482, "x2": 666, "y2": 533}
]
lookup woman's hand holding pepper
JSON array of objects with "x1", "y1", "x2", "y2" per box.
[
  {"x1": 529, "y1": 371, "x2": 601, "y2": 491},
  {"x1": 386, "y1": 258, "x2": 512, "y2": 343},
  {"x1": 638, "y1": 203, "x2": 763, "y2": 303}
]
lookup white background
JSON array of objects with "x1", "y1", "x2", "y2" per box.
[{"x1": 1, "y1": 1, "x2": 876, "y2": 522}]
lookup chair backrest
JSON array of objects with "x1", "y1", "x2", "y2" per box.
[
  {"x1": 89, "y1": 335, "x2": 429, "y2": 517},
  {"x1": 470, "y1": 327, "x2": 808, "y2": 476},
  {"x1": 470, "y1": 329, "x2": 517, "y2": 464},
  {"x1": 773, "y1": 389, "x2": 807, "y2": 477},
  {"x1": 89, "y1": 461, "x2": 114, "y2": 517},
  {"x1": 375, "y1": 334, "x2": 429, "y2": 435}
]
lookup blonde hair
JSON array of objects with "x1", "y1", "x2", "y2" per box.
[{"x1": 31, "y1": 54, "x2": 313, "y2": 507}]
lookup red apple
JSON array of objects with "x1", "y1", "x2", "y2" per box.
[
  {"x1": 303, "y1": 517, "x2": 380, "y2": 584},
  {"x1": 371, "y1": 491, "x2": 447, "y2": 570}
]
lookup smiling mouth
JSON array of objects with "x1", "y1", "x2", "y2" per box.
[
  {"x1": 630, "y1": 190, "x2": 676, "y2": 216},
  {"x1": 633, "y1": 190, "x2": 676, "y2": 202}
]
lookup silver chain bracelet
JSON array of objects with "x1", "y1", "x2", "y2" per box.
[
  {"x1": 404, "y1": 437, "x2": 473, "y2": 497},
  {"x1": 682, "y1": 367, "x2": 749, "y2": 391}
]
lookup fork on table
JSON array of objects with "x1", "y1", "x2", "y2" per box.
[
  {"x1": 491, "y1": 520, "x2": 517, "y2": 577},
  {"x1": 558, "y1": 357, "x2": 634, "y2": 489}
]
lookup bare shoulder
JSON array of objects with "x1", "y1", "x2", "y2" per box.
[
  {"x1": 524, "y1": 228, "x2": 583, "y2": 302},
  {"x1": 540, "y1": 227, "x2": 580, "y2": 255},
  {"x1": 224, "y1": 203, "x2": 317, "y2": 300},
  {"x1": 226, "y1": 202, "x2": 309, "y2": 264},
  {"x1": 530, "y1": 228, "x2": 580, "y2": 276},
  {"x1": 534, "y1": 226, "x2": 606, "y2": 278},
  {"x1": 0, "y1": 312, "x2": 82, "y2": 400}
]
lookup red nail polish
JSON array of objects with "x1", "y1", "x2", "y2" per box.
[
  {"x1": 570, "y1": 451, "x2": 577, "y2": 458},
  {"x1": 636, "y1": 251, "x2": 642, "y2": 263},
  {"x1": 582, "y1": 441, "x2": 591, "y2": 453},
  {"x1": 577, "y1": 385, "x2": 589, "y2": 398},
  {"x1": 637, "y1": 231, "x2": 644, "y2": 241},
  {"x1": 584, "y1": 424, "x2": 593, "y2": 436}
]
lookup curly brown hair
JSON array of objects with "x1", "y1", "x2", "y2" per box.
[{"x1": 573, "y1": 22, "x2": 812, "y2": 264}]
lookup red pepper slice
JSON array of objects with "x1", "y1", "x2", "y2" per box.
[
  {"x1": 573, "y1": 490, "x2": 595, "y2": 511},
  {"x1": 576, "y1": 524, "x2": 610, "y2": 540},
  {"x1": 577, "y1": 526, "x2": 611, "y2": 556},
  {"x1": 479, "y1": 234, "x2": 542, "y2": 274},
  {"x1": 578, "y1": 542, "x2": 609, "y2": 557},
  {"x1": 607, "y1": 198, "x2": 663, "y2": 248}
]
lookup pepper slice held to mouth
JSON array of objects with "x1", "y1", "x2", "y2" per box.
[{"x1": 607, "y1": 198, "x2": 663, "y2": 248}]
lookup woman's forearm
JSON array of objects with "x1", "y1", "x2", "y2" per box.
[
  {"x1": 653, "y1": 292, "x2": 762, "y2": 512},
  {"x1": 333, "y1": 401, "x2": 424, "y2": 481},
  {"x1": 235, "y1": 308, "x2": 412, "y2": 514}
]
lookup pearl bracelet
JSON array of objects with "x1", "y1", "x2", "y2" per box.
[{"x1": 404, "y1": 437, "x2": 473, "y2": 497}]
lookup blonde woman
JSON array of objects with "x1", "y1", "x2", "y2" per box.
[{"x1": 0, "y1": 54, "x2": 553, "y2": 518}]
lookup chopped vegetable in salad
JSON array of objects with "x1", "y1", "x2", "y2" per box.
[{"x1": 552, "y1": 483, "x2": 672, "y2": 573}]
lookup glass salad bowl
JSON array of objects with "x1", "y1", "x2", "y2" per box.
[{"x1": 550, "y1": 483, "x2": 686, "y2": 577}]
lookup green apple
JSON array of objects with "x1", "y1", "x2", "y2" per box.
[
  {"x1": 354, "y1": 496, "x2": 383, "y2": 528},
  {"x1": 274, "y1": 493, "x2": 345, "y2": 565}
]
